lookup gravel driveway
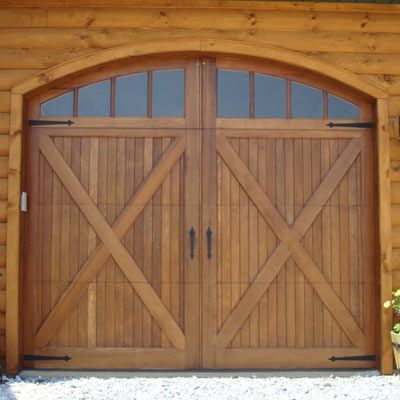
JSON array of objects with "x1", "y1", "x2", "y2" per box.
[{"x1": 0, "y1": 373, "x2": 399, "y2": 400}]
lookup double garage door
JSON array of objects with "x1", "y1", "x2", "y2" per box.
[{"x1": 23, "y1": 56, "x2": 377, "y2": 369}]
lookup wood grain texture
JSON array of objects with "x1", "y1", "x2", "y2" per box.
[
  {"x1": 5, "y1": 29, "x2": 400, "y2": 55},
  {"x1": 1, "y1": 4, "x2": 395, "y2": 371},
  {"x1": 3, "y1": 1, "x2": 400, "y2": 13},
  {"x1": 0, "y1": 92, "x2": 10, "y2": 113},
  {"x1": 215, "y1": 134, "x2": 370, "y2": 354},
  {"x1": 377, "y1": 98, "x2": 393, "y2": 375},
  {"x1": 11, "y1": 39, "x2": 386, "y2": 99},
  {"x1": 5, "y1": 93, "x2": 22, "y2": 374},
  {"x1": 0, "y1": 267, "x2": 5, "y2": 289},
  {"x1": 0, "y1": 114, "x2": 9, "y2": 135},
  {"x1": 0, "y1": 48, "x2": 94, "y2": 69},
  {"x1": 0, "y1": 70, "x2": 39, "y2": 91},
  {"x1": 37, "y1": 134, "x2": 185, "y2": 350}
]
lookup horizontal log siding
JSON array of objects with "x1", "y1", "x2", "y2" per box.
[{"x1": 1, "y1": 1, "x2": 400, "y2": 362}]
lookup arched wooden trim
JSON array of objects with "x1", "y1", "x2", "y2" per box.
[
  {"x1": 6, "y1": 37, "x2": 392, "y2": 374},
  {"x1": 12, "y1": 38, "x2": 387, "y2": 99}
]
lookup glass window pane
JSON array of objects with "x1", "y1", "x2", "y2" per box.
[
  {"x1": 254, "y1": 74, "x2": 286, "y2": 118},
  {"x1": 217, "y1": 70, "x2": 249, "y2": 118},
  {"x1": 41, "y1": 91, "x2": 73, "y2": 117},
  {"x1": 291, "y1": 81, "x2": 323, "y2": 118},
  {"x1": 115, "y1": 73, "x2": 148, "y2": 117},
  {"x1": 78, "y1": 80, "x2": 110, "y2": 117},
  {"x1": 328, "y1": 94, "x2": 360, "y2": 119},
  {"x1": 152, "y1": 69, "x2": 184, "y2": 117}
]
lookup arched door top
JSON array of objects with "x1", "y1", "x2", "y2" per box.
[
  {"x1": 38, "y1": 57, "x2": 365, "y2": 121},
  {"x1": 12, "y1": 38, "x2": 387, "y2": 99}
]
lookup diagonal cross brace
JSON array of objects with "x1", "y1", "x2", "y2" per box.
[
  {"x1": 35, "y1": 134, "x2": 186, "y2": 350},
  {"x1": 216, "y1": 135, "x2": 367, "y2": 350}
]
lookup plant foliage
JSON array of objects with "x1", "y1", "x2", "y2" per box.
[{"x1": 383, "y1": 288, "x2": 400, "y2": 333}]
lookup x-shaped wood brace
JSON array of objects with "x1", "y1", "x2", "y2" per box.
[
  {"x1": 35, "y1": 134, "x2": 186, "y2": 349},
  {"x1": 215, "y1": 133, "x2": 368, "y2": 350}
]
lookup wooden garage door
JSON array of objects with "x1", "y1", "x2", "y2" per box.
[
  {"x1": 201, "y1": 58, "x2": 377, "y2": 369},
  {"x1": 23, "y1": 56, "x2": 376, "y2": 370},
  {"x1": 23, "y1": 57, "x2": 202, "y2": 369}
]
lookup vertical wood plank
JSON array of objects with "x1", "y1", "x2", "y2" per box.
[
  {"x1": 248, "y1": 138, "x2": 259, "y2": 348},
  {"x1": 266, "y1": 138, "x2": 277, "y2": 348},
  {"x1": 303, "y1": 138, "x2": 314, "y2": 348},
  {"x1": 239, "y1": 138, "x2": 250, "y2": 348},
  {"x1": 50, "y1": 138, "x2": 62, "y2": 347},
  {"x1": 258, "y1": 138, "x2": 268, "y2": 348},
  {"x1": 312, "y1": 139, "x2": 323, "y2": 348},
  {"x1": 294, "y1": 139, "x2": 305, "y2": 348},
  {"x1": 87, "y1": 137, "x2": 99, "y2": 347},
  {"x1": 230, "y1": 138, "x2": 240, "y2": 348},
  {"x1": 170, "y1": 145, "x2": 181, "y2": 332},
  {"x1": 78, "y1": 137, "x2": 89, "y2": 348},
  {"x1": 68, "y1": 138, "x2": 80, "y2": 347},
  {"x1": 105, "y1": 137, "x2": 116, "y2": 347},
  {"x1": 285, "y1": 138, "x2": 296, "y2": 348},
  {"x1": 6, "y1": 93, "x2": 22, "y2": 374},
  {"x1": 23, "y1": 115, "x2": 40, "y2": 355},
  {"x1": 201, "y1": 57, "x2": 215, "y2": 367},
  {"x1": 377, "y1": 98, "x2": 393, "y2": 375},
  {"x1": 142, "y1": 137, "x2": 152, "y2": 347},
  {"x1": 339, "y1": 139, "x2": 351, "y2": 347},
  {"x1": 96, "y1": 137, "x2": 107, "y2": 347},
  {"x1": 330, "y1": 139, "x2": 341, "y2": 347},
  {"x1": 42, "y1": 151, "x2": 53, "y2": 343},
  {"x1": 321, "y1": 139, "x2": 333, "y2": 347},
  {"x1": 114, "y1": 137, "x2": 126, "y2": 347},
  {"x1": 60, "y1": 138, "x2": 72, "y2": 346},
  {"x1": 161, "y1": 137, "x2": 171, "y2": 348},
  {"x1": 134, "y1": 138, "x2": 144, "y2": 348},
  {"x1": 123, "y1": 137, "x2": 135, "y2": 347},
  {"x1": 276, "y1": 138, "x2": 286, "y2": 348}
]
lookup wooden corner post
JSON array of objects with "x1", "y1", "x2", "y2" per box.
[
  {"x1": 377, "y1": 98, "x2": 393, "y2": 374},
  {"x1": 6, "y1": 93, "x2": 23, "y2": 374}
]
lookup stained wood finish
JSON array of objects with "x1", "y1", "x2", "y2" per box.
[
  {"x1": 23, "y1": 56, "x2": 376, "y2": 370},
  {"x1": 202, "y1": 58, "x2": 377, "y2": 369},
  {"x1": 23, "y1": 57, "x2": 201, "y2": 369}
]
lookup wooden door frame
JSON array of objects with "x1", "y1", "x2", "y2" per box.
[{"x1": 6, "y1": 37, "x2": 392, "y2": 374}]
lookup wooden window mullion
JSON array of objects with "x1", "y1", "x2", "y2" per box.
[
  {"x1": 148, "y1": 71, "x2": 153, "y2": 118},
  {"x1": 110, "y1": 77, "x2": 116, "y2": 117}
]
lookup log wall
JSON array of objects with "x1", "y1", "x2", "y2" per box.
[{"x1": 0, "y1": 0, "x2": 400, "y2": 370}]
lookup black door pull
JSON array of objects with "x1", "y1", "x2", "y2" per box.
[
  {"x1": 189, "y1": 227, "x2": 195, "y2": 260},
  {"x1": 206, "y1": 227, "x2": 212, "y2": 260}
]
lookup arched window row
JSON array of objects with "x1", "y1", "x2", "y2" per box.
[{"x1": 41, "y1": 68, "x2": 359, "y2": 120}]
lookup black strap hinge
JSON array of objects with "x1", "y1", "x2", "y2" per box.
[
  {"x1": 28, "y1": 119, "x2": 74, "y2": 126},
  {"x1": 23, "y1": 354, "x2": 71, "y2": 362},
  {"x1": 327, "y1": 122, "x2": 374, "y2": 129},
  {"x1": 329, "y1": 354, "x2": 375, "y2": 362}
]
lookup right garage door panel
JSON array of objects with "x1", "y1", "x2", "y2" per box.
[{"x1": 214, "y1": 129, "x2": 377, "y2": 369}]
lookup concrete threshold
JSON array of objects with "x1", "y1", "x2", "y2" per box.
[{"x1": 19, "y1": 369, "x2": 382, "y2": 379}]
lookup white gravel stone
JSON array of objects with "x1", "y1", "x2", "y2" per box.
[{"x1": 0, "y1": 374, "x2": 399, "y2": 400}]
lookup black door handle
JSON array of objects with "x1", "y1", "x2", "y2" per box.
[
  {"x1": 206, "y1": 227, "x2": 212, "y2": 260},
  {"x1": 189, "y1": 227, "x2": 195, "y2": 260}
]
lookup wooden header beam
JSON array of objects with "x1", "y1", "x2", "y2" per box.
[{"x1": 1, "y1": 1, "x2": 400, "y2": 13}]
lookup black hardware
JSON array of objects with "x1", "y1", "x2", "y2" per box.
[
  {"x1": 326, "y1": 122, "x2": 373, "y2": 129},
  {"x1": 189, "y1": 227, "x2": 195, "y2": 260},
  {"x1": 206, "y1": 227, "x2": 212, "y2": 260},
  {"x1": 329, "y1": 354, "x2": 375, "y2": 362},
  {"x1": 23, "y1": 354, "x2": 71, "y2": 362},
  {"x1": 28, "y1": 119, "x2": 74, "y2": 126}
]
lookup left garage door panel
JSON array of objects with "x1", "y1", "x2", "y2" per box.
[{"x1": 23, "y1": 126, "x2": 198, "y2": 369}]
